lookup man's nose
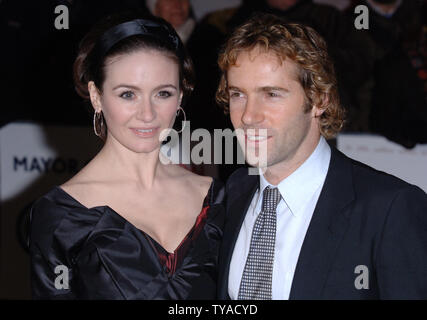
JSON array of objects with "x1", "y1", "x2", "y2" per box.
[{"x1": 241, "y1": 96, "x2": 263, "y2": 125}]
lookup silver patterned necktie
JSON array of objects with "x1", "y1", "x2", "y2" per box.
[{"x1": 238, "y1": 186, "x2": 281, "y2": 300}]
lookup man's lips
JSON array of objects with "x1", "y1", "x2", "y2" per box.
[
  {"x1": 245, "y1": 135, "x2": 270, "y2": 141},
  {"x1": 244, "y1": 134, "x2": 272, "y2": 145}
]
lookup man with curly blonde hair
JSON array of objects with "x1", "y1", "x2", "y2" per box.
[{"x1": 218, "y1": 13, "x2": 427, "y2": 300}]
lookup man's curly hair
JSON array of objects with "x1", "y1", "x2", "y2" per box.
[{"x1": 216, "y1": 13, "x2": 345, "y2": 139}]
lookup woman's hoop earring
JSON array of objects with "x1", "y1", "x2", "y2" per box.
[
  {"x1": 93, "y1": 110, "x2": 103, "y2": 137},
  {"x1": 175, "y1": 106, "x2": 186, "y2": 134}
]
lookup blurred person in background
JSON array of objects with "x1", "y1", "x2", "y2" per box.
[
  {"x1": 349, "y1": 0, "x2": 427, "y2": 148},
  {"x1": 146, "y1": 0, "x2": 195, "y2": 44}
]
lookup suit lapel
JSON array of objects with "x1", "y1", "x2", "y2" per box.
[
  {"x1": 289, "y1": 147, "x2": 355, "y2": 299},
  {"x1": 218, "y1": 170, "x2": 259, "y2": 299}
]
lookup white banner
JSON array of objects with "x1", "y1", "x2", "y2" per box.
[
  {"x1": 0, "y1": 122, "x2": 102, "y2": 299},
  {"x1": 337, "y1": 133, "x2": 427, "y2": 193}
]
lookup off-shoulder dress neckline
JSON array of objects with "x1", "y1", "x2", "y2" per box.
[{"x1": 53, "y1": 177, "x2": 215, "y2": 255}]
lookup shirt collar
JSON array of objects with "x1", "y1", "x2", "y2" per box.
[{"x1": 258, "y1": 136, "x2": 331, "y2": 217}]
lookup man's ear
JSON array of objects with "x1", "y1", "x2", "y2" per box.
[
  {"x1": 88, "y1": 81, "x2": 102, "y2": 111},
  {"x1": 313, "y1": 93, "x2": 329, "y2": 118}
]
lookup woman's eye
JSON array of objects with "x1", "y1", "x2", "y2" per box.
[
  {"x1": 119, "y1": 91, "x2": 134, "y2": 99},
  {"x1": 157, "y1": 90, "x2": 173, "y2": 98},
  {"x1": 268, "y1": 92, "x2": 280, "y2": 98}
]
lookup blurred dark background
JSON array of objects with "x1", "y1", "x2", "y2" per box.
[{"x1": 2, "y1": 0, "x2": 426, "y2": 149}]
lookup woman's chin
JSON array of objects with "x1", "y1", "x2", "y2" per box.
[{"x1": 119, "y1": 140, "x2": 161, "y2": 154}]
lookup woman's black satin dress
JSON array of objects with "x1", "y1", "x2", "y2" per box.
[{"x1": 29, "y1": 178, "x2": 225, "y2": 299}]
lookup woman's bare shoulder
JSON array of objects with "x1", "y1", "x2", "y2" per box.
[{"x1": 59, "y1": 163, "x2": 104, "y2": 206}]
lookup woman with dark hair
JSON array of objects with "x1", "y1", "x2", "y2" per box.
[{"x1": 28, "y1": 13, "x2": 225, "y2": 300}]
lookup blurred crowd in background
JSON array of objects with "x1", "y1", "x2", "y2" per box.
[{"x1": 1, "y1": 0, "x2": 426, "y2": 179}]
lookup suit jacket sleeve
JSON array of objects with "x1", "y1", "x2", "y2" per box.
[{"x1": 376, "y1": 185, "x2": 427, "y2": 299}]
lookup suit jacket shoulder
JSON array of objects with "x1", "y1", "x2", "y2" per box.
[{"x1": 341, "y1": 149, "x2": 426, "y2": 206}]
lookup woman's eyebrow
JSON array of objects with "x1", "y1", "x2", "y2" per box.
[
  {"x1": 112, "y1": 84, "x2": 141, "y2": 90},
  {"x1": 112, "y1": 84, "x2": 178, "y2": 91},
  {"x1": 153, "y1": 84, "x2": 178, "y2": 91}
]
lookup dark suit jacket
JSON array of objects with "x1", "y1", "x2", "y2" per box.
[{"x1": 218, "y1": 147, "x2": 427, "y2": 299}]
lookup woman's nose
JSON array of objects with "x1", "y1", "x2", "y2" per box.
[{"x1": 135, "y1": 99, "x2": 156, "y2": 122}]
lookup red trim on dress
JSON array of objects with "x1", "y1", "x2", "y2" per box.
[{"x1": 148, "y1": 205, "x2": 210, "y2": 275}]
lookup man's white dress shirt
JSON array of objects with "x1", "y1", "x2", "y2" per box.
[{"x1": 228, "y1": 137, "x2": 331, "y2": 299}]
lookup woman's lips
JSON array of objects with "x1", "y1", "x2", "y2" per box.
[{"x1": 130, "y1": 127, "x2": 159, "y2": 138}]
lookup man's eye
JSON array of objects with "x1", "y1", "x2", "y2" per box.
[
  {"x1": 230, "y1": 92, "x2": 242, "y2": 98},
  {"x1": 158, "y1": 90, "x2": 172, "y2": 98},
  {"x1": 119, "y1": 91, "x2": 134, "y2": 99}
]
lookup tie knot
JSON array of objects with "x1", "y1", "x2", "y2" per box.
[{"x1": 261, "y1": 186, "x2": 281, "y2": 213}]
